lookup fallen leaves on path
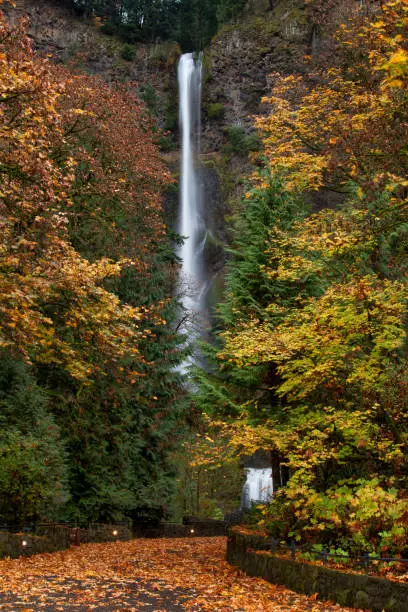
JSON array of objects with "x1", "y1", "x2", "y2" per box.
[{"x1": 0, "y1": 537, "x2": 359, "y2": 610}]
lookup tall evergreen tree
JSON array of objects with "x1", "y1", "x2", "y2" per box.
[{"x1": 0, "y1": 353, "x2": 69, "y2": 525}]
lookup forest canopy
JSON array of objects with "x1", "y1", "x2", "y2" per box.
[{"x1": 59, "y1": 0, "x2": 245, "y2": 49}]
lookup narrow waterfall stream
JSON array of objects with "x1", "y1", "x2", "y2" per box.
[
  {"x1": 177, "y1": 53, "x2": 206, "y2": 367},
  {"x1": 177, "y1": 53, "x2": 273, "y2": 507}
]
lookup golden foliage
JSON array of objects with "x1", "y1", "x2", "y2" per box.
[{"x1": 0, "y1": 10, "x2": 170, "y2": 384}]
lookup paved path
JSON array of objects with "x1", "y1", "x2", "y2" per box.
[
  {"x1": 0, "y1": 575, "x2": 200, "y2": 610},
  {"x1": 0, "y1": 537, "x2": 357, "y2": 611}
]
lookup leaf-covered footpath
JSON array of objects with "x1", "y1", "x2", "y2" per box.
[{"x1": 0, "y1": 537, "x2": 359, "y2": 611}]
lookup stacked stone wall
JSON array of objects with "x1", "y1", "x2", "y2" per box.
[
  {"x1": 0, "y1": 523, "x2": 131, "y2": 559},
  {"x1": 227, "y1": 528, "x2": 408, "y2": 612}
]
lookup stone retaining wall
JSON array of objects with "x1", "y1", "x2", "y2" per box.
[
  {"x1": 0, "y1": 523, "x2": 131, "y2": 559},
  {"x1": 0, "y1": 526, "x2": 70, "y2": 559},
  {"x1": 35, "y1": 524, "x2": 71, "y2": 549},
  {"x1": 78, "y1": 523, "x2": 131, "y2": 544},
  {"x1": 227, "y1": 528, "x2": 408, "y2": 612},
  {"x1": 132, "y1": 520, "x2": 227, "y2": 538},
  {"x1": 0, "y1": 521, "x2": 224, "y2": 559}
]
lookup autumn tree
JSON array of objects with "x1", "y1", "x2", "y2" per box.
[
  {"x1": 196, "y1": 0, "x2": 408, "y2": 553},
  {"x1": 0, "y1": 8, "x2": 186, "y2": 523}
]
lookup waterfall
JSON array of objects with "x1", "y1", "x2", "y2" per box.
[
  {"x1": 241, "y1": 468, "x2": 273, "y2": 509},
  {"x1": 177, "y1": 55, "x2": 273, "y2": 507},
  {"x1": 177, "y1": 53, "x2": 206, "y2": 367}
]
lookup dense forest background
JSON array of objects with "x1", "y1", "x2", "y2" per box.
[{"x1": 58, "y1": 0, "x2": 246, "y2": 50}]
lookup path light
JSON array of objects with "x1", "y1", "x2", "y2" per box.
[
  {"x1": 112, "y1": 529, "x2": 118, "y2": 537},
  {"x1": 21, "y1": 540, "x2": 27, "y2": 547},
  {"x1": 190, "y1": 529, "x2": 195, "y2": 534}
]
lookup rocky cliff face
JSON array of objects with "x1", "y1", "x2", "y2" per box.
[
  {"x1": 202, "y1": 0, "x2": 310, "y2": 153},
  {"x1": 197, "y1": 0, "x2": 313, "y2": 281},
  {"x1": 6, "y1": 0, "x2": 314, "y2": 153},
  {"x1": 8, "y1": 0, "x2": 182, "y2": 76},
  {"x1": 5, "y1": 0, "x2": 180, "y2": 134}
]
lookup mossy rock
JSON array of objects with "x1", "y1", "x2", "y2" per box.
[
  {"x1": 206, "y1": 103, "x2": 226, "y2": 120},
  {"x1": 354, "y1": 590, "x2": 370, "y2": 609},
  {"x1": 206, "y1": 272, "x2": 225, "y2": 312},
  {"x1": 335, "y1": 589, "x2": 351, "y2": 606},
  {"x1": 224, "y1": 125, "x2": 261, "y2": 155}
]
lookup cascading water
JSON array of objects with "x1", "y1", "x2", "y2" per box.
[
  {"x1": 177, "y1": 53, "x2": 206, "y2": 367},
  {"x1": 177, "y1": 55, "x2": 273, "y2": 507},
  {"x1": 241, "y1": 468, "x2": 273, "y2": 509}
]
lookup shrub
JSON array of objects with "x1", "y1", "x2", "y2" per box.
[
  {"x1": 158, "y1": 132, "x2": 176, "y2": 152},
  {"x1": 139, "y1": 82, "x2": 160, "y2": 115},
  {"x1": 120, "y1": 43, "x2": 135, "y2": 62},
  {"x1": 100, "y1": 21, "x2": 116, "y2": 36},
  {"x1": 225, "y1": 125, "x2": 261, "y2": 154},
  {"x1": 207, "y1": 102, "x2": 225, "y2": 120}
]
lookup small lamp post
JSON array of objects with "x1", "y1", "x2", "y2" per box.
[{"x1": 21, "y1": 539, "x2": 31, "y2": 556}]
